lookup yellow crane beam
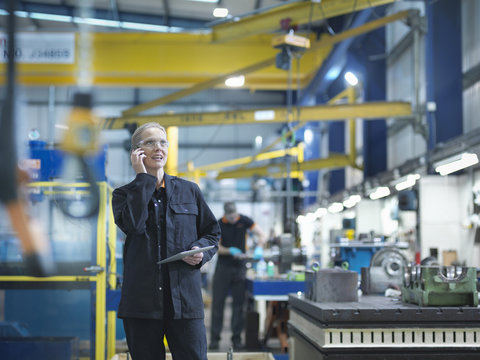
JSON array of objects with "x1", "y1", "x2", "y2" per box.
[
  {"x1": 121, "y1": 10, "x2": 409, "y2": 116},
  {"x1": 177, "y1": 147, "x2": 303, "y2": 179},
  {"x1": 211, "y1": 0, "x2": 396, "y2": 43},
  {"x1": 216, "y1": 154, "x2": 355, "y2": 180},
  {"x1": 101, "y1": 101, "x2": 412, "y2": 129},
  {"x1": 3, "y1": 10, "x2": 409, "y2": 93},
  {"x1": 4, "y1": 32, "x2": 326, "y2": 89}
]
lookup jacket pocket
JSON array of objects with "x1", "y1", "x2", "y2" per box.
[
  {"x1": 170, "y1": 203, "x2": 198, "y2": 247},
  {"x1": 170, "y1": 203, "x2": 199, "y2": 216}
]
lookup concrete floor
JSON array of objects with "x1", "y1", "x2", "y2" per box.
[
  {"x1": 115, "y1": 291, "x2": 285, "y2": 357},
  {"x1": 203, "y1": 294, "x2": 284, "y2": 356}
]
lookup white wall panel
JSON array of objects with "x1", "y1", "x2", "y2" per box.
[
  {"x1": 386, "y1": 1, "x2": 427, "y2": 169},
  {"x1": 419, "y1": 175, "x2": 474, "y2": 265},
  {"x1": 356, "y1": 199, "x2": 383, "y2": 235},
  {"x1": 463, "y1": 82, "x2": 480, "y2": 133},
  {"x1": 462, "y1": 0, "x2": 480, "y2": 72},
  {"x1": 387, "y1": 124, "x2": 425, "y2": 170},
  {"x1": 386, "y1": 1, "x2": 425, "y2": 53}
]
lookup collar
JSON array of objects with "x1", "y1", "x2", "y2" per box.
[{"x1": 222, "y1": 215, "x2": 240, "y2": 224}]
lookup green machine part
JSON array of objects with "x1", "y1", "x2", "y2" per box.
[{"x1": 402, "y1": 266, "x2": 479, "y2": 307}]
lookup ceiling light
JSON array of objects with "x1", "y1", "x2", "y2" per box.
[
  {"x1": 328, "y1": 202, "x2": 344, "y2": 213},
  {"x1": 369, "y1": 186, "x2": 391, "y2": 200},
  {"x1": 343, "y1": 194, "x2": 361, "y2": 208},
  {"x1": 225, "y1": 75, "x2": 244, "y2": 87},
  {"x1": 30, "y1": 12, "x2": 73, "y2": 23},
  {"x1": 394, "y1": 174, "x2": 421, "y2": 191},
  {"x1": 305, "y1": 213, "x2": 316, "y2": 222},
  {"x1": 255, "y1": 136, "x2": 263, "y2": 147},
  {"x1": 314, "y1": 207, "x2": 327, "y2": 218},
  {"x1": 344, "y1": 71, "x2": 358, "y2": 86},
  {"x1": 14, "y1": 11, "x2": 29, "y2": 18},
  {"x1": 213, "y1": 8, "x2": 229, "y2": 18},
  {"x1": 74, "y1": 17, "x2": 120, "y2": 27},
  {"x1": 434, "y1": 152, "x2": 479, "y2": 176},
  {"x1": 304, "y1": 128, "x2": 313, "y2": 144}
]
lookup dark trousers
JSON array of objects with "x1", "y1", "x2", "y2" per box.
[
  {"x1": 210, "y1": 261, "x2": 246, "y2": 344},
  {"x1": 123, "y1": 317, "x2": 207, "y2": 360}
]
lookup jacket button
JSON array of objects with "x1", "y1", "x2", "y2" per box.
[{"x1": 158, "y1": 287, "x2": 162, "y2": 291}]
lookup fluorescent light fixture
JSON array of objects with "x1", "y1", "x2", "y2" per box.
[
  {"x1": 225, "y1": 75, "x2": 244, "y2": 87},
  {"x1": 328, "y1": 202, "x2": 344, "y2": 213},
  {"x1": 343, "y1": 194, "x2": 361, "y2": 208},
  {"x1": 213, "y1": 8, "x2": 229, "y2": 17},
  {"x1": 344, "y1": 71, "x2": 358, "y2": 86},
  {"x1": 434, "y1": 152, "x2": 479, "y2": 176},
  {"x1": 121, "y1": 21, "x2": 170, "y2": 32},
  {"x1": 394, "y1": 174, "x2": 421, "y2": 191},
  {"x1": 30, "y1": 12, "x2": 73, "y2": 22},
  {"x1": 369, "y1": 186, "x2": 391, "y2": 200},
  {"x1": 14, "y1": 11, "x2": 29, "y2": 18},
  {"x1": 74, "y1": 17, "x2": 120, "y2": 28},
  {"x1": 314, "y1": 207, "x2": 327, "y2": 218}
]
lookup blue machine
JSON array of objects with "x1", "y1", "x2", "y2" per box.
[
  {"x1": 333, "y1": 243, "x2": 384, "y2": 274},
  {"x1": 28, "y1": 140, "x2": 107, "y2": 182}
]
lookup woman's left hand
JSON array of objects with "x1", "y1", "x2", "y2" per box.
[{"x1": 182, "y1": 246, "x2": 204, "y2": 266}]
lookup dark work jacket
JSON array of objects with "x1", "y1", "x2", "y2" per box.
[{"x1": 112, "y1": 173, "x2": 220, "y2": 320}]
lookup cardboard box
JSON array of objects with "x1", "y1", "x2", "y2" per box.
[{"x1": 443, "y1": 250, "x2": 458, "y2": 266}]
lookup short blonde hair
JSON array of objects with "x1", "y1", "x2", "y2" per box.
[{"x1": 130, "y1": 122, "x2": 166, "y2": 152}]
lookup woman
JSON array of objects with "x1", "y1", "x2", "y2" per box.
[{"x1": 112, "y1": 122, "x2": 220, "y2": 360}]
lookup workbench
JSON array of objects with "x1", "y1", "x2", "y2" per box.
[
  {"x1": 245, "y1": 278, "x2": 305, "y2": 350},
  {"x1": 288, "y1": 294, "x2": 480, "y2": 359}
]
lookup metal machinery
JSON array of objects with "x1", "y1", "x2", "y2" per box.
[
  {"x1": 402, "y1": 266, "x2": 478, "y2": 307},
  {"x1": 0, "y1": 176, "x2": 118, "y2": 359},
  {"x1": 361, "y1": 247, "x2": 409, "y2": 294},
  {"x1": 288, "y1": 294, "x2": 480, "y2": 359}
]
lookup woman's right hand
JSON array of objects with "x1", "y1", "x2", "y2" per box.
[{"x1": 130, "y1": 148, "x2": 147, "y2": 174}]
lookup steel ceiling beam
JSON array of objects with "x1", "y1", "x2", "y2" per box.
[
  {"x1": 102, "y1": 101, "x2": 412, "y2": 129},
  {"x1": 3, "y1": 1, "x2": 207, "y2": 29},
  {"x1": 211, "y1": 0, "x2": 396, "y2": 43}
]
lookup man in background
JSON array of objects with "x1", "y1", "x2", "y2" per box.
[{"x1": 209, "y1": 201, "x2": 266, "y2": 351}]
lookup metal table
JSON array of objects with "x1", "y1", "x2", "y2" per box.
[
  {"x1": 288, "y1": 294, "x2": 480, "y2": 359},
  {"x1": 246, "y1": 278, "x2": 305, "y2": 338}
]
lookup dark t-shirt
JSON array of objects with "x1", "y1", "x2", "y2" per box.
[{"x1": 218, "y1": 214, "x2": 254, "y2": 258}]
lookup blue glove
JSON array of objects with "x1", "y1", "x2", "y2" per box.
[
  {"x1": 253, "y1": 246, "x2": 263, "y2": 260},
  {"x1": 229, "y1": 247, "x2": 242, "y2": 256}
]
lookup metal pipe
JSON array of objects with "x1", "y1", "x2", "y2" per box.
[{"x1": 48, "y1": 85, "x2": 55, "y2": 146}]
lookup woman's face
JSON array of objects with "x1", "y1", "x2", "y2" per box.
[{"x1": 136, "y1": 127, "x2": 168, "y2": 171}]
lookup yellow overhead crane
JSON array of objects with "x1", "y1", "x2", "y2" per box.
[
  {"x1": 2, "y1": 0, "x2": 400, "y2": 91},
  {"x1": 211, "y1": 0, "x2": 397, "y2": 43},
  {"x1": 102, "y1": 101, "x2": 412, "y2": 130}
]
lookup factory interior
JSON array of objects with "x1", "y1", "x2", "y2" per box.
[{"x1": 0, "y1": 0, "x2": 479, "y2": 359}]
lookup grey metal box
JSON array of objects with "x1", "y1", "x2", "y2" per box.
[{"x1": 305, "y1": 268, "x2": 358, "y2": 302}]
